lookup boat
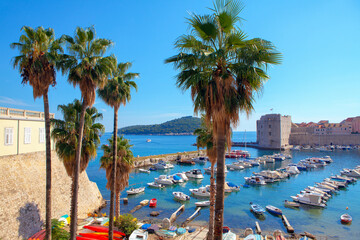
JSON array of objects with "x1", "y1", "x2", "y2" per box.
[
  {"x1": 244, "y1": 234, "x2": 263, "y2": 240},
  {"x1": 147, "y1": 182, "x2": 165, "y2": 188},
  {"x1": 83, "y1": 226, "x2": 125, "y2": 236},
  {"x1": 195, "y1": 200, "x2": 210, "y2": 207},
  {"x1": 129, "y1": 229, "x2": 148, "y2": 240},
  {"x1": 291, "y1": 193, "x2": 326, "y2": 207},
  {"x1": 127, "y1": 187, "x2": 145, "y2": 195},
  {"x1": 250, "y1": 202, "x2": 265, "y2": 215},
  {"x1": 149, "y1": 198, "x2": 157, "y2": 207},
  {"x1": 79, "y1": 232, "x2": 124, "y2": 239},
  {"x1": 226, "y1": 182, "x2": 240, "y2": 191},
  {"x1": 340, "y1": 213, "x2": 352, "y2": 224},
  {"x1": 204, "y1": 166, "x2": 229, "y2": 174},
  {"x1": 185, "y1": 169, "x2": 204, "y2": 179},
  {"x1": 192, "y1": 156, "x2": 208, "y2": 164},
  {"x1": 139, "y1": 168, "x2": 150, "y2": 173},
  {"x1": 190, "y1": 187, "x2": 210, "y2": 197},
  {"x1": 226, "y1": 163, "x2": 245, "y2": 170},
  {"x1": 146, "y1": 139, "x2": 151, "y2": 143},
  {"x1": 223, "y1": 230, "x2": 237, "y2": 240},
  {"x1": 266, "y1": 205, "x2": 283, "y2": 216},
  {"x1": 177, "y1": 228, "x2": 186, "y2": 235},
  {"x1": 284, "y1": 200, "x2": 300, "y2": 208},
  {"x1": 177, "y1": 159, "x2": 195, "y2": 165},
  {"x1": 154, "y1": 175, "x2": 174, "y2": 185},
  {"x1": 174, "y1": 172, "x2": 189, "y2": 181},
  {"x1": 28, "y1": 229, "x2": 45, "y2": 240},
  {"x1": 244, "y1": 176, "x2": 266, "y2": 185},
  {"x1": 156, "y1": 230, "x2": 177, "y2": 238},
  {"x1": 153, "y1": 161, "x2": 167, "y2": 170},
  {"x1": 140, "y1": 199, "x2": 149, "y2": 206},
  {"x1": 173, "y1": 192, "x2": 190, "y2": 201},
  {"x1": 168, "y1": 175, "x2": 184, "y2": 183},
  {"x1": 341, "y1": 169, "x2": 360, "y2": 178}
]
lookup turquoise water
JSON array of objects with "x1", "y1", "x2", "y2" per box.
[{"x1": 86, "y1": 132, "x2": 360, "y2": 239}]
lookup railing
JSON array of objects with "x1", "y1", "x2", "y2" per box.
[{"x1": 0, "y1": 107, "x2": 54, "y2": 119}]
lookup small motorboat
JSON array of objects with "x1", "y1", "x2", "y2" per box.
[
  {"x1": 340, "y1": 213, "x2": 352, "y2": 224},
  {"x1": 250, "y1": 202, "x2": 265, "y2": 215},
  {"x1": 177, "y1": 159, "x2": 195, "y2": 165},
  {"x1": 266, "y1": 205, "x2": 283, "y2": 216},
  {"x1": 139, "y1": 168, "x2": 151, "y2": 173},
  {"x1": 149, "y1": 198, "x2": 157, "y2": 208},
  {"x1": 190, "y1": 187, "x2": 210, "y2": 197},
  {"x1": 185, "y1": 169, "x2": 204, "y2": 179},
  {"x1": 146, "y1": 139, "x2": 151, "y2": 143},
  {"x1": 140, "y1": 199, "x2": 149, "y2": 206},
  {"x1": 129, "y1": 229, "x2": 148, "y2": 240},
  {"x1": 154, "y1": 175, "x2": 174, "y2": 185},
  {"x1": 226, "y1": 182, "x2": 240, "y2": 191},
  {"x1": 127, "y1": 187, "x2": 145, "y2": 195},
  {"x1": 195, "y1": 200, "x2": 210, "y2": 207},
  {"x1": 173, "y1": 192, "x2": 190, "y2": 201},
  {"x1": 147, "y1": 182, "x2": 165, "y2": 188}
]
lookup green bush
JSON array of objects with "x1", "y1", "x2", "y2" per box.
[
  {"x1": 51, "y1": 219, "x2": 70, "y2": 240},
  {"x1": 114, "y1": 214, "x2": 138, "y2": 236}
]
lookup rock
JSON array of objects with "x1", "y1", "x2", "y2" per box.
[
  {"x1": 150, "y1": 211, "x2": 159, "y2": 217},
  {"x1": 162, "y1": 218, "x2": 171, "y2": 229}
]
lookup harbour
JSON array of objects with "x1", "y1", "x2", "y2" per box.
[{"x1": 86, "y1": 132, "x2": 360, "y2": 239}]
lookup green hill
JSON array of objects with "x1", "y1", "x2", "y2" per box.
[{"x1": 118, "y1": 116, "x2": 201, "y2": 135}]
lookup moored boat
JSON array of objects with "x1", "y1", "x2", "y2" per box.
[
  {"x1": 126, "y1": 187, "x2": 145, "y2": 195},
  {"x1": 190, "y1": 187, "x2": 210, "y2": 197},
  {"x1": 154, "y1": 175, "x2": 174, "y2": 185},
  {"x1": 250, "y1": 202, "x2": 265, "y2": 215},
  {"x1": 266, "y1": 205, "x2": 283, "y2": 216},
  {"x1": 129, "y1": 229, "x2": 148, "y2": 240},
  {"x1": 284, "y1": 200, "x2": 300, "y2": 208},
  {"x1": 147, "y1": 182, "x2": 165, "y2": 188},
  {"x1": 149, "y1": 198, "x2": 157, "y2": 207},
  {"x1": 139, "y1": 168, "x2": 151, "y2": 173},
  {"x1": 340, "y1": 213, "x2": 352, "y2": 224},
  {"x1": 173, "y1": 192, "x2": 190, "y2": 201},
  {"x1": 185, "y1": 169, "x2": 204, "y2": 179}
]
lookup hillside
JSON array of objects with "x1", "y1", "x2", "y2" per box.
[{"x1": 118, "y1": 116, "x2": 201, "y2": 135}]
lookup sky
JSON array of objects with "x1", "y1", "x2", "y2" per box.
[{"x1": 1, "y1": 0, "x2": 359, "y2": 131}]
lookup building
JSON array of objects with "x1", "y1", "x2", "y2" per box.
[
  {"x1": 0, "y1": 107, "x2": 55, "y2": 156},
  {"x1": 256, "y1": 114, "x2": 292, "y2": 149}
]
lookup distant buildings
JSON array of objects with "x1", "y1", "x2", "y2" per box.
[{"x1": 256, "y1": 114, "x2": 360, "y2": 149}]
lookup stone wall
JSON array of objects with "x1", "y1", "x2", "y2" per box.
[
  {"x1": 289, "y1": 133, "x2": 360, "y2": 146},
  {"x1": 0, "y1": 151, "x2": 103, "y2": 240}
]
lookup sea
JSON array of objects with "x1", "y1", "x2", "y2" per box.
[{"x1": 86, "y1": 132, "x2": 360, "y2": 239}]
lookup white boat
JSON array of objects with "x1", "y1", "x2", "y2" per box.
[
  {"x1": 226, "y1": 163, "x2": 245, "y2": 170},
  {"x1": 168, "y1": 174, "x2": 184, "y2": 183},
  {"x1": 192, "y1": 156, "x2": 208, "y2": 164},
  {"x1": 140, "y1": 199, "x2": 149, "y2": 206},
  {"x1": 129, "y1": 229, "x2": 148, "y2": 240},
  {"x1": 154, "y1": 175, "x2": 174, "y2": 185},
  {"x1": 291, "y1": 193, "x2": 326, "y2": 207},
  {"x1": 139, "y1": 168, "x2": 150, "y2": 173},
  {"x1": 153, "y1": 161, "x2": 167, "y2": 170},
  {"x1": 195, "y1": 200, "x2": 210, "y2": 207},
  {"x1": 147, "y1": 182, "x2": 165, "y2": 188},
  {"x1": 285, "y1": 166, "x2": 300, "y2": 175},
  {"x1": 185, "y1": 169, "x2": 204, "y2": 179},
  {"x1": 223, "y1": 231, "x2": 236, "y2": 240},
  {"x1": 173, "y1": 192, "x2": 190, "y2": 201},
  {"x1": 320, "y1": 156, "x2": 333, "y2": 163},
  {"x1": 244, "y1": 176, "x2": 266, "y2": 185},
  {"x1": 341, "y1": 169, "x2": 360, "y2": 178},
  {"x1": 265, "y1": 157, "x2": 275, "y2": 163},
  {"x1": 174, "y1": 172, "x2": 188, "y2": 181},
  {"x1": 127, "y1": 187, "x2": 145, "y2": 195},
  {"x1": 190, "y1": 187, "x2": 210, "y2": 197},
  {"x1": 146, "y1": 139, "x2": 151, "y2": 143},
  {"x1": 204, "y1": 166, "x2": 228, "y2": 174}
]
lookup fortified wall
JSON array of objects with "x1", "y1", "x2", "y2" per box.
[
  {"x1": 289, "y1": 133, "x2": 360, "y2": 146},
  {"x1": 0, "y1": 151, "x2": 103, "y2": 240}
]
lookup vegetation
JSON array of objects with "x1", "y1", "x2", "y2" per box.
[
  {"x1": 51, "y1": 219, "x2": 70, "y2": 240},
  {"x1": 114, "y1": 214, "x2": 138, "y2": 236},
  {"x1": 118, "y1": 116, "x2": 201, "y2": 135},
  {"x1": 97, "y1": 61, "x2": 138, "y2": 235},
  {"x1": 166, "y1": 0, "x2": 281, "y2": 239},
  {"x1": 11, "y1": 26, "x2": 65, "y2": 240},
  {"x1": 100, "y1": 135, "x2": 134, "y2": 217},
  {"x1": 58, "y1": 26, "x2": 115, "y2": 239}
]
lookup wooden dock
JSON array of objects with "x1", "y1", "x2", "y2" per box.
[
  {"x1": 182, "y1": 207, "x2": 201, "y2": 227},
  {"x1": 169, "y1": 205, "x2": 185, "y2": 223},
  {"x1": 282, "y1": 215, "x2": 294, "y2": 233},
  {"x1": 255, "y1": 221, "x2": 261, "y2": 234}
]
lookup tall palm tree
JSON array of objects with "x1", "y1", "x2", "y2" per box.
[
  {"x1": 58, "y1": 27, "x2": 115, "y2": 239},
  {"x1": 97, "y1": 61, "x2": 138, "y2": 235},
  {"x1": 11, "y1": 26, "x2": 64, "y2": 240},
  {"x1": 100, "y1": 135, "x2": 134, "y2": 217},
  {"x1": 166, "y1": 0, "x2": 281, "y2": 238},
  {"x1": 194, "y1": 118, "x2": 216, "y2": 240}
]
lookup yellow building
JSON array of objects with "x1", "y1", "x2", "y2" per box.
[{"x1": 0, "y1": 107, "x2": 55, "y2": 157}]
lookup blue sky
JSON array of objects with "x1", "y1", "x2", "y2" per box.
[{"x1": 1, "y1": 0, "x2": 359, "y2": 131}]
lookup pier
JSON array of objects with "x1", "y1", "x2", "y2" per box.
[
  {"x1": 255, "y1": 221, "x2": 262, "y2": 234},
  {"x1": 282, "y1": 215, "x2": 294, "y2": 233},
  {"x1": 182, "y1": 207, "x2": 201, "y2": 226},
  {"x1": 169, "y1": 205, "x2": 185, "y2": 223}
]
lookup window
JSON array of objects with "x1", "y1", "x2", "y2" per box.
[
  {"x1": 24, "y1": 127, "x2": 31, "y2": 144},
  {"x1": 4, "y1": 128, "x2": 13, "y2": 145},
  {"x1": 269, "y1": 132, "x2": 271, "y2": 136},
  {"x1": 269, "y1": 125, "x2": 271, "y2": 128},
  {"x1": 39, "y1": 128, "x2": 45, "y2": 143}
]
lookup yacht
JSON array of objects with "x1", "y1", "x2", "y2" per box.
[
  {"x1": 189, "y1": 186, "x2": 210, "y2": 197},
  {"x1": 244, "y1": 176, "x2": 266, "y2": 185},
  {"x1": 174, "y1": 172, "x2": 189, "y2": 181},
  {"x1": 168, "y1": 175, "x2": 184, "y2": 183},
  {"x1": 185, "y1": 169, "x2": 204, "y2": 179},
  {"x1": 291, "y1": 193, "x2": 326, "y2": 207},
  {"x1": 204, "y1": 166, "x2": 228, "y2": 174},
  {"x1": 154, "y1": 175, "x2": 174, "y2": 185},
  {"x1": 153, "y1": 160, "x2": 167, "y2": 170},
  {"x1": 341, "y1": 169, "x2": 360, "y2": 178},
  {"x1": 192, "y1": 156, "x2": 208, "y2": 164},
  {"x1": 226, "y1": 162, "x2": 245, "y2": 170}
]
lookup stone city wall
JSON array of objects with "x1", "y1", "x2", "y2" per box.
[
  {"x1": 0, "y1": 151, "x2": 103, "y2": 240},
  {"x1": 289, "y1": 133, "x2": 360, "y2": 146}
]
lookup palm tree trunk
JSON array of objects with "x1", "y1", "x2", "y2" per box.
[
  {"x1": 109, "y1": 107, "x2": 118, "y2": 240},
  {"x1": 115, "y1": 191, "x2": 120, "y2": 217},
  {"x1": 213, "y1": 125, "x2": 226, "y2": 240},
  {"x1": 69, "y1": 99, "x2": 87, "y2": 240},
  {"x1": 43, "y1": 92, "x2": 52, "y2": 240},
  {"x1": 207, "y1": 162, "x2": 215, "y2": 240}
]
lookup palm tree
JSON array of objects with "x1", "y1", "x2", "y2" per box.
[
  {"x1": 97, "y1": 61, "x2": 138, "y2": 235},
  {"x1": 100, "y1": 135, "x2": 134, "y2": 217},
  {"x1": 166, "y1": 0, "x2": 281, "y2": 239},
  {"x1": 194, "y1": 118, "x2": 216, "y2": 240},
  {"x1": 11, "y1": 26, "x2": 64, "y2": 240},
  {"x1": 58, "y1": 27, "x2": 115, "y2": 239}
]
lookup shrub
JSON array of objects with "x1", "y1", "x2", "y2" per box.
[
  {"x1": 114, "y1": 213, "x2": 138, "y2": 236},
  {"x1": 51, "y1": 219, "x2": 70, "y2": 240}
]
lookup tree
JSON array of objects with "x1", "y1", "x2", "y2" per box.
[
  {"x1": 100, "y1": 135, "x2": 134, "y2": 217},
  {"x1": 51, "y1": 100, "x2": 104, "y2": 203},
  {"x1": 11, "y1": 26, "x2": 64, "y2": 240},
  {"x1": 194, "y1": 117, "x2": 216, "y2": 240},
  {"x1": 166, "y1": 0, "x2": 281, "y2": 238},
  {"x1": 97, "y1": 61, "x2": 138, "y2": 236},
  {"x1": 58, "y1": 27, "x2": 115, "y2": 239}
]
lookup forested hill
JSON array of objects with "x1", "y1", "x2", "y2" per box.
[{"x1": 118, "y1": 116, "x2": 201, "y2": 135}]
